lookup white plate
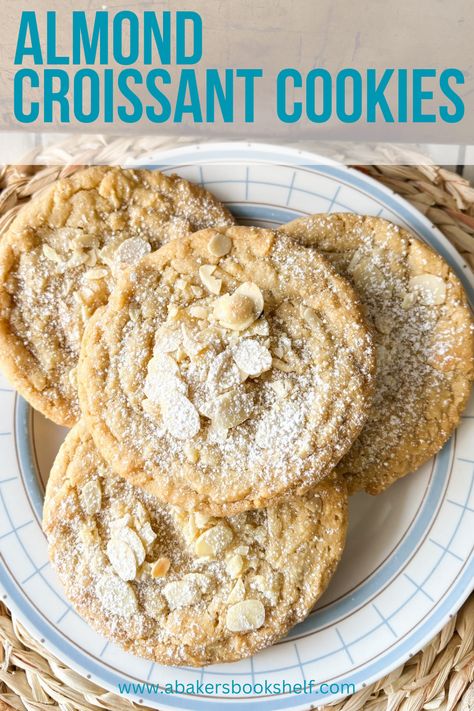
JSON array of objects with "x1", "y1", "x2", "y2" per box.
[{"x1": 1, "y1": 143, "x2": 473, "y2": 710}]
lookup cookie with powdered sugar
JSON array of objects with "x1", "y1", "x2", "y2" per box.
[
  {"x1": 281, "y1": 213, "x2": 474, "y2": 494},
  {"x1": 43, "y1": 423, "x2": 348, "y2": 666},
  {"x1": 78, "y1": 225, "x2": 375, "y2": 515},
  {"x1": 0, "y1": 166, "x2": 234, "y2": 426}
]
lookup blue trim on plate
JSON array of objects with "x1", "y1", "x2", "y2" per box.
[
  {"x1": 2, "y1": 142, "x2": 474, "y2": 711},
  {"x1": 15, "y1": 399, "x2": 43, "y2": 521}
]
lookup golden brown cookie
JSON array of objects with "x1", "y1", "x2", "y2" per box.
[
  {"x1": 43, "y1": 423, "x2": 348, "y2": 666},
  {"x1": 78, "y1": 225, "x2": 375, "y2": 515},
  {"x1": 281, "y1": 213, "x2": 474, "y2": 494},
  {"x1": 0, "y1": 166, "x2": 234, "y2": 426}
]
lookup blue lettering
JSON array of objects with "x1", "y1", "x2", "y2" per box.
[
  {"x1": 14, "y1": 12, "x2": 43, "y2": 64},
  {"x1": 14, "y1": 69, "x2": 39, "y2": 122},
  {"x1": 439, "y1": 68, "x2": 464, "y2": 123}
]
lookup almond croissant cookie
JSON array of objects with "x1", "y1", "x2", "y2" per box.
[
  {"x1": 43, "y1": 423, "x2": 348, "y2": 666},
  {"x1": 78, "y1": 226, "x2": 375, "y2": 515},
  {"x1": 282, "y1": 214, "x2": 474, "y2": 494},
  {"x1": 0, "y1": 166, "x2": 234, "y2": 426}
]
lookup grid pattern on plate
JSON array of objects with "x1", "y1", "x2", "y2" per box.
[{"x1": 0, "y1": 150, "x2": 473, "y2": 710}]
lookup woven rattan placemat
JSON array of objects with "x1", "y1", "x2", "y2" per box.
[{"x1": 0, "y1": 149, "x2": 473, "y2": 711}]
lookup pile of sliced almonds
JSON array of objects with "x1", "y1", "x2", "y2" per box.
[
  {"x1": 76, "y1": 476, "x2": 275, "y2": 633},
  {"x1": 142, "y1": 278, "x2": 277, "y2": 438}
]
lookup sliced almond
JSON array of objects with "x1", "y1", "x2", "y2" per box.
[
  {"x1": 68, "y1": 251, "x2": 89, "y2": 268},
  {"x1": 181, "y1": 325, "x2": 207, "y2": 358},
  {"x1": 184, "y1": 442, "x2": 200, "y2": 463},
  {"x1": 246, "y1": 318, "x2": 270, "y2": 337},
  {"x1": 96, "y1": 574, "x2": 138, "y2": 617},
  {"x1": 190, "y1": 285, "x2": 205, "y2": 298},
  {"x1": 149, "y1": 352, "x2": 179, "y2": 377},
  {"x1": 234, "y1": 545, "x2": 250, "y2": 556},
  {"x1": 208, "y1": 231, "x2": 232, "y2": 257},
  {"x1": 134, "y1": 501, "x2": 149, "y2": 525},
  {"x1": 144, "y1": 354, "x2": 187, "y2": 404},
  {"x1": 232, "y1": 339, "x2": 272, "y2": 377},
  {"x1": 85, "y1": 267, "x2": 109, "y2": 281},
  {"x1": 195, "y1": 522, "x2": 233, "y2": 557},
  {"x1": 302, "y1": 306, "x2": 320, "y2": 329},
  {"x1": 189, "y1": 305, "x2": 209, "y2": 320},
  {"x1": 42, "y1": 244, "x2": 62, "y2": 263},
  {"x1": 251, "y1": 573, "x2": 280, "y2": 605},
  {"x1": 199, "y1": 264, "x2": 222, "y2": 295},
  {"x1": 79, "y1": 480, "x2": 102, "y2": 516},
  {"x1": 162, "y1": 392, "x2": 201, "y2": 439},
  {"x1": 194, "y1": 511, "x2": 211, "y2": 528},
  {"x1": 152, "y1": 557, "x2": 171, "y2": 578},
  {"x1": 139, "y1": 521, "x2": 157, "y2": 549},
  {"x1": 144, "y1": 370, "x2": 187, "y2": 403},
  {"x1": 106, "y1": 539, "x2": 137, "y2": 581},
  {"x1": 153, "y1": 325, "x2": 182, "y2": 354},
  {"x1": 269, "y1": 380, "x2": 292, "y2": 400},
  {"x1": 226, "y1": 599, "x2": 265, "y2": 632},
  {"x1": 272, "y1": 357, "x2": 294, "y2": 373},
  {"x1": 207, "y1": 350, "x2": 245, "y2": 393},
  {"x1": 175, "y1": 277, "x2": 189, "y2": 292},
  {"x1": 401, "y1": 292, "x2": 416, "y2": 310},
  {"x1": 117, "y1": 527, "x2": 146, "y2": 566},
  {"x1": 85, "y1": 248, "x2": 98, "y2": 267},
  {"x1": 110, "y1": 513, "x2": 133, "y2": 531},
  {"x1": 213, "y1": 282, "x2": 264, "y2": 331},
  {"x1": 226, "y1": 578, "x2": 246, "y2": 604},
  {"x1": 351, "y1": 259, "x2": 385, "y2": 290},
  {"x1": 409, "y1": 274, "x2": 446, "y2": 306},
  {"x1": 179, "y1": 513, "x2": 198, "y2": 544},
  {"x1": 162, "y1": 578, "x2": 201, "y2": 610},
  {"x1": 374, "y1": 313, "x2": 394, "y2": 335},
  {"x1": 235, "y1": 282, "x2": 264, "y2": 316},
  {"x1": 114, "y1": 237, "x2": 151, "y2": 266},
  {"x1": 253, "y1": 525, "x2": 267, "y2": 546},
  {"x1": 210, "y1": 388, "x2": 254, "y2": 430},
  {"x1": 226, "y1": 554, "x2": 244, "y2": 578}
]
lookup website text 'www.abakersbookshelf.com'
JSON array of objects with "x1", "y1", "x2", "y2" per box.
[{"x1": 117, "y1": 678, "x2": 356, "y2": 698}]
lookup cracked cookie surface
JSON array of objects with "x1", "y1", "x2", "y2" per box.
[
  {"x1": 282, "y1": 213, "x2": 474, "y2": 494},
  {"x1": 78, "y1": 225, "x2": 375, "y2": 515},
  {"x1": 43, "y1": 423, "x2": 348, "y2": 666},
  {"x1": 0, "y1": 166, "x2": 234, "y2": 425}
]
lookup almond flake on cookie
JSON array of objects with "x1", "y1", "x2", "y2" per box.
[
  {"x1": 199, "y1": 264, "x2": 222, "y2": 294},
  {"x1": 79, "y1": 479, "x2": 102, "y2": 515},
  {"x1": 206, "y1": 350, "x2": 246, "y2": 392},
  {"x1": 161, "y1": 392, "x2": 201, "y2": 439},
  {"x1": 213, "y1": 282, "x2": 264, "y2": 331},
  {"x1": 95, "y1": 574, "x2": 138, "y2": 616},
  {"x1": 226, "y1": 599, "x2": 265, "y2": 632},
  {"x1": 233, "y1": 339, "x2": 272, "y2": 377}
]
